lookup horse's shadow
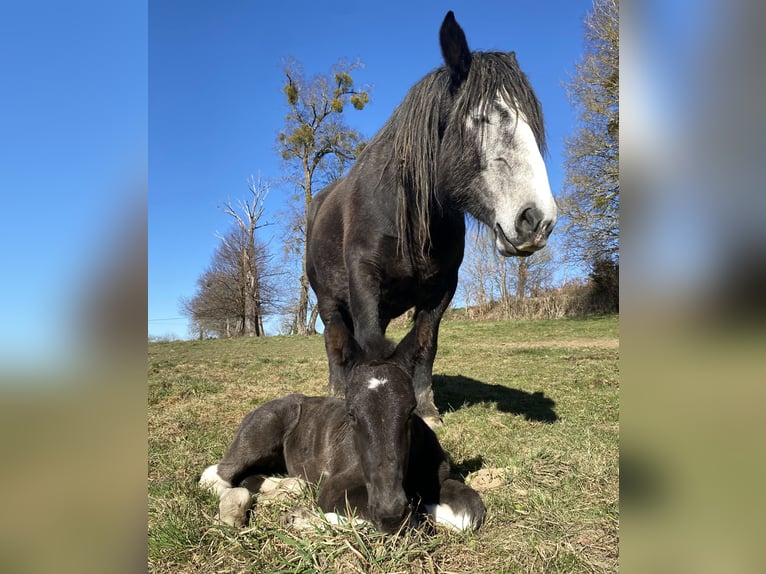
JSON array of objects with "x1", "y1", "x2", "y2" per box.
[{"x1": 433, "y1": 374, "x2": 558, "y2": 423}]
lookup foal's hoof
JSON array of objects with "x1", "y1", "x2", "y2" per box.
[
  {"x1": 282, "y1": 507, "x2": 320, "y2": 531},
  {"x1": 259, "y1": 477, "x2": 308, "y2": 504},
  {"x1": 217, "y1": 487, "x2": 253, "y2": 527}
]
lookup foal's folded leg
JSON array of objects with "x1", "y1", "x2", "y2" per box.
[
  {"x1": 214, "y1": 396, "x2": 301, "y2": 486},
  {"x1": 199, "y1": 396, "x2": 302, "y2": 526},
  {"x1": 249, "y1": 475, "x2": 309, "y2": 502},
  {"x1": 198, "y1": 469, "x2": 254, "y2": 527},
  {"x1": 424, "y1": 479, "x2": 486, "y2": 531},
  {"x1": 217, "y1": 487, "x2": 253, "y2": 527},
  {"x1": 273, "y1": 474, "x2": 371, "y2": 531},
  {"x1": 316, "y1": 472, "x2": 370, "y2": 520}
]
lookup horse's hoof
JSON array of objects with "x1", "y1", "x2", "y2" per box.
[
  {"x1": 422, "y1": 415, "x2": 443, "y2": 429},
  {"x1": 217, "y1": 487, "x2": 253, "y2": 527}
]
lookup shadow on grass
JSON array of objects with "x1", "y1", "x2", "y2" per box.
[{"x1": 433, "y1": 374, "x2": 559, "y2": 423}]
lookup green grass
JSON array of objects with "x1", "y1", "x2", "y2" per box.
[{"x1": 148, "y1": 315, "x2": 618, "y2": 573}]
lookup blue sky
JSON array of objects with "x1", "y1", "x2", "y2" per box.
[{"x1": 148, "y1": 1, "x2": 594, "y2": 339}]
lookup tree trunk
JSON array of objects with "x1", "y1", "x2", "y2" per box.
[
  {"x1": 307, "y1": 305, "x2": 319, "y2": 335},
  {"x1": 257, "y1": 313, "x2": 264, "y2": 336},
  {"x1": 296, "y1": 271, "x2": 309, "y2": 335},
  {"x1": 516, "y1": 259, "x2": 528, "y2": 300},
  {"x1": 295, "y1": 167, "x2": 313, "y2": 335}
]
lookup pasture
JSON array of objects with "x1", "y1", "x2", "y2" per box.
[{"x1": 148, "y1": 315, "x2": 618, "y2": 573}]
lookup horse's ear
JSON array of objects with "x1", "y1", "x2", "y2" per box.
[
  {"x1": 325, "y1": 321, "x2": 363, "y2": 368},
  {"x1": 440, "y1": 11, "x2": 472, "y2": 88}
]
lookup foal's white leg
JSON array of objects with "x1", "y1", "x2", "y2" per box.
[
  {"x1": 284, "y1": 508, "x2": 369, "y2": 531},
  {"x1": 258, "y1": 476, "x2": 309, "y2": 501},
  {"x1": 424, "y1": 503, "x2": 479, "y2": 532},
  {"x1": 217, "y1": 487, "x2": 253, "y2": 527},
  {"x1": 199, "y1": 464, "x2": 232, "y2": 497},
  {"x1": 199, "y1": 465, "x2": 255, "y2": 526}
]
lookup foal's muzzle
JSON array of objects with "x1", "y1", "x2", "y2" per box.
[{"x1": 371, "y1": 492, "x2": 410, "y2": 533}]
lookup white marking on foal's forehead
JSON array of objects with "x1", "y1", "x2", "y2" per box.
[{"x1": 367, "y1": 377, "x2": 388, "y2": 390}]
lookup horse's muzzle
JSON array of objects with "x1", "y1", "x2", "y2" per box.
[{"x1": 495, "y1": 208, "x2": 555, "y2": 256}]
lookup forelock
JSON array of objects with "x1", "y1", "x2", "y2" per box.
[{"x1": 456, "y1": 52, "x2": 546, "y2": 153}]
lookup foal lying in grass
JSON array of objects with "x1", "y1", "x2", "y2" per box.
[{"x1": 200, "y1": 323, "x2": 485, "y2": 533}]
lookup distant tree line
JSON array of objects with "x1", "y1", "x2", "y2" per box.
[{"x1": 560, "y1": 0, "x2": 619, "y2": 313}]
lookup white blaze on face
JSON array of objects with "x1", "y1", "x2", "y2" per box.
[
  {"x1": 367, "y1": 377, "x2": 388, "y2": 390},
  {"x1": 472, "y1": 91, "x2": 557, "y2": 255}
]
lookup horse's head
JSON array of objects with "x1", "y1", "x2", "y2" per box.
[
  {"x1": 325, "y1": 322, "x2": 428, "y2": 532},
  {"x1": 439, "y1": 11, "x2": 557, "y2": 256}
]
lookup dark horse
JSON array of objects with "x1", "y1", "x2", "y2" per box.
[
  {"x1": 307, "y1": 12, "x2": 557, "y2": 426},
  {"x1": 199, "y1": 322, "x2": 485, "y2": 533}
]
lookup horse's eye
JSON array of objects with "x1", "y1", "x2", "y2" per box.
[
  {"x1": 472, "y1": 115, "x2": 490, "y2": 125},
  {"x1": 347, "y1": 411, "x2": 357, "y2": 424}
]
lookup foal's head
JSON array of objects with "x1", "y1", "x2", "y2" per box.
[
  {"x1": 326, "y1": 322, "x2": 429, "y2": 533},
  {"x1": 345, "y1": 360, "x2": 416, "y2": 532}
]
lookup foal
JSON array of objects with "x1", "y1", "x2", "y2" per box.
[{"x1": 199, "y1": 323, "x2": 485, "y2": 533}]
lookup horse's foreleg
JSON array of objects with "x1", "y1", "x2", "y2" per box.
[
  {"x1": 317, "y1": 303, "x2": 354, "y2": 397},
  {"x1": 412, "y1": 355, "x2": 440, "y2": 427},
  {"x1": 323, "y1": 326, "x2": 350, "y2": 397},
  {"x1": 411, "y1": 278, "x2": 458, "y2": 427},
  {"x1": 346, "y1": 262, "x2": 394, "y2": 357}
]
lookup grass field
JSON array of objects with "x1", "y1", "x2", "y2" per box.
[{"x1": 148, "y1": 315, "x2": 619, "y2": 573}]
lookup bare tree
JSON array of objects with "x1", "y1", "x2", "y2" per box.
[
  {"x1": 180, "y1": 178, "x2": 279, "y2": 337},
  {"x1": 561, "y1": 0, "x2": 619, "y2": 266},
  {"x1": 277, "y1": 58, "x2": 370, "y2": 335},
  {"x1": 218, "y1": 176, "x2": 272, "y2": 336},
  {"x1": 459, "y1": 227, "x2": 556, "y2": 317}
]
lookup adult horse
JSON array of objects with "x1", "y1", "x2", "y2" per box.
[
  {"x1": 307, "y1": 11, "x2": 557, "y2": 426},
  {"x1": 200, "y1": 322, "x2": 485, "y2": 533}
]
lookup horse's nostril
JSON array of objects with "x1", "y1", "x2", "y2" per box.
[{"x1": 516, "y1": 206, "x2": 544, "y2": 235}]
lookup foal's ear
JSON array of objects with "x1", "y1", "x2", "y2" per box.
[
  {"x1": 440, "y1": 11, "x2": 472, "y2": 88},
  {"x1": 325, "y1": 321, "x2": 363, "y2": 368},
  {"x1": 391, "y1": 319, "x2": 433, "y2": 373}
]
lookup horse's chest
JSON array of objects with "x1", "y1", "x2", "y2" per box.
[{"x1": 379, "y1": 266, "x2": 452, "y2": 313}]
